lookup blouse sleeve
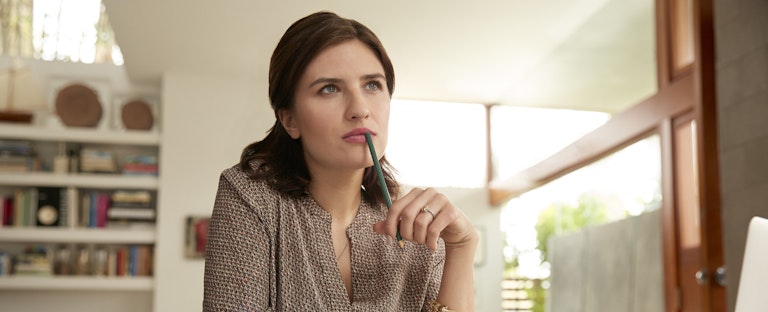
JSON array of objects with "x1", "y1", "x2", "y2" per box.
[{"x1": 203, "y1": 173, "x2": 273, "y2": 311}]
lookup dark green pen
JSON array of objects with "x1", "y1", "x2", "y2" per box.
[{"x1": 364, "y1": 132, "x2": 404, "y2": 249}]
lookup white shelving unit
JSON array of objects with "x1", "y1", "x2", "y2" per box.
[
  {"x1": 0, "y1": 276, "x2": 153, "y2": 291},
  {"x1": 0, "y1": 228, "x2": 156, "y2": 244},
  {"x1": 0, "y1": 123, "x2": 160, "y2": 145},
  {"x1": 0, "y1": 124, "x2": 160, "y2": 291},
  {"x1": 0, "y1": 172, "x2": 158, "y2": 189}
]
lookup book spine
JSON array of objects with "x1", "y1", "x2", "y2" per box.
[
  {"x1": 67, "y1": 187, "x2": 78, "y2": 228},
  {"x1": 98, "y1": 193, "x2": 110, "y2": 228},
  {"x1": 28, "y1": 188, "x2": 38, "y2": 227},
  {"x1": 80, "y1": 192, "x2": 90, "y2": 228},
  {"x1": 14, "y1": 189, "x2": 23, "y2": 227},
  {"x1": 89, "y1": 192, "x2": 97, "y2": 228},
  {"x1": 107, "y1": 247, "x2": 116, "y2": 276},
  {"x1": 58, "y1": 188, "x2": 68, "y2": 227},
  {"x1": 1, "y1": 196, "x2": 11, "y2": 226},
  {"x1": 129, "y1": 245, "x2": 137, "y2": 276}
]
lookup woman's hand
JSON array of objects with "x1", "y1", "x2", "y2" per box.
[{"x1": 373, "y1": 187, "x2": 478, "y2": 251}]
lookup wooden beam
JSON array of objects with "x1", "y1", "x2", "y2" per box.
[
  {"x1": 659, "y1": 117, "x2": 680, "y2": 312},
  {"x1": 488, "y1": 75, "x2": 695, "y2": 206},
  {"x1": 692, "y1": 0, "x2": 726, "y2": 309}
]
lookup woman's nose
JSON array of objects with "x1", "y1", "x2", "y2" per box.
[{"x1": 347, "y1": 92, "x2": 371, "y2": 120}]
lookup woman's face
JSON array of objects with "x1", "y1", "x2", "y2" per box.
[{"x1": 281, "y1": 39, "x2": 390, "y2": 174}]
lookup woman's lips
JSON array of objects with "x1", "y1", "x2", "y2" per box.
[{"x1": 343, "y1": 128, "x2": 374, "y2": 143}]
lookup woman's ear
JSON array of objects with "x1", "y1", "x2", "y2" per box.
[{"x1": 278, "y1": 109, "x2": 301, "y2": 139}]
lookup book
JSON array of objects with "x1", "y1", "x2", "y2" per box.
[
  {"x1": 65, "y1": 187, "x2": 78, "y2": 228},
  {"x1": 1, "y1": 196, "x2": 12, "y2": 226},
  {"x1": 107, "y1": 207, "x2": 155, "y2": 219},
  {"x1": 111, "y1": 190, "x2": 152, "y2": 203},
  {"x1": 79, "y1": 193, "x2": 91, "y2": 228},
  {"x1": 0, "y1": 140, "x2": 33, "y2": 156},
  {"x1": 79, "y1": 149, "x2": 117, "y2": 173}
]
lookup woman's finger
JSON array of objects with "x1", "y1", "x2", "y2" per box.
[
  {"x1": 413, "y1": 205, "x2": 433, "y2": 244},
  {"x1": 401, "y1": 188, "x2": 447, "y2": 245},
  {"x1": 382, "y1": 188, "x2": 418, "y2": 240},
  {"x1": 396, "y1": 187, "x2": 433, "y2": 241}
]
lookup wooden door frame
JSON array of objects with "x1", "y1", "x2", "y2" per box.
[{"x1": 488, "y1": 0, "x2": 725, "y2": 311}]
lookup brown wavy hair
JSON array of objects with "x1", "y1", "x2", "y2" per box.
[{"x1": 239, "y1": 11, "x2": 399, "y2": 205}]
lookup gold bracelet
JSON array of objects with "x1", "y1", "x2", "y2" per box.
[{"x1": 427, "y1": 299, "x2": 455, "y2": 312}]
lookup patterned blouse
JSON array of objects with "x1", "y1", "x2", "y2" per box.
[{"x1": 203, "y1": 164, "x2": 446, "y2": 311}]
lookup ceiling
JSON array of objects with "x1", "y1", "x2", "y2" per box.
[{"x1": 103, "y1": 0, "x2": 656, "y2": 113}]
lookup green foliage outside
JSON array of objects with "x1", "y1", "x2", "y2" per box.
[
  {"x1": 535, "y1": 193, "x2": 617, "y2": 264},
  {"x1": 506, "y1": 193, "x2": 618, "y2": 312}
]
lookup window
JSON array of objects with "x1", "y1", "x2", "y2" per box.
[
  {"x1": 1, "y1": 0, "x2": 123, "y2": 65},
  {"x1": 501, "y1": 134, "x2": 662, "y2": 310},
  {"x1": 491, "y1": 106, "x2": 610, "y2": 179},
  {"x1": 386, "y1": 99, "x2": 487, "y2": 188}
]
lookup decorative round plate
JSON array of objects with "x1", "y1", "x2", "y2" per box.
[
  {"x1": 121, "y1": 100, "x2": 154, "y2": 130},
  {"x1": 55, "y1": 84, "x2": 102, "y2": 127}
]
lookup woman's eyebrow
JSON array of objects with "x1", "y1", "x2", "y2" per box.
[
  {"x1": 361, "y1": 73, "x2": 385, "y2": 81},
  {"x1": 309, "y1": 77, "x2": 342, "y2": 88},
  {"x1": 309, "y1": 73, "x2": 384, "y2": 88}
]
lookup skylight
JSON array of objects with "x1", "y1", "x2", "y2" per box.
[{"x1": 1, "y1": 0, "x2": 123, "y2": 65}]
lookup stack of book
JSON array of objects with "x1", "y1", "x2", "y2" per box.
[
  {"x1": 0, "y1": 140, "x2": 37, "y2": 172},
  {"x1": 0, "y1": 251, "x2": 10, "y2": 276},
  {"x1": 107, "y1": 190, "x2": 155, "y2": 228},
  {"x1": 14, "y1": 246, "x2": 52, "y2": 276},
  {"x1": 79, "y1": 149, "x2": 116, "y2": 173},
  {"x1": 121, "y1": 155, "x2": 158, "y2": 176}
]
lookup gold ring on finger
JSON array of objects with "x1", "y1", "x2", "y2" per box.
[{"x1": 421, "y1": 205, "x2": 436, "y2": 219}]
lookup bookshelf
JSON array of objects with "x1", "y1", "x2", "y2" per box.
[{"x1": 0, "y1": 123, "x2": 159, "y2": 290}]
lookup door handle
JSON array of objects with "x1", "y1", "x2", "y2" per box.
[
  {"x1": 714, "y1": 266, "x2": 727, "y2": 286},
  {"x1": 695, "y1": 269, "x2": 708, "y2": 285},
  {"x1": 695, "y1": 267, "x2": 727, "y2": 286}
]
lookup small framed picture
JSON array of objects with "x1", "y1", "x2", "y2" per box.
[{"x1": 185, "y1": 216, "x2": 210, "y2": 259}]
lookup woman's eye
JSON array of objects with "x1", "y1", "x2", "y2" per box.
[
  {"x1": 365, "y1": 81, "x2": 382, "y2": 91},
  {"x1": 320, "y1": 84, "x2": 339, "y2": 94}
]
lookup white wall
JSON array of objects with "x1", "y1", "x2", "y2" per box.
[
  {"x1": 156, "y1": 72, "x2": 272, "y2": 312},
  {"x1": 434, "y1": 186, "x2": 503, "y2": 312}
]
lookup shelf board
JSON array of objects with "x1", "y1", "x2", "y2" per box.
[
  {"x1": 0, "y1": 228, "x2": 156, "y2": 244},
  {"x1": 0, "y1": 172, "x2": 158, "y2": 189},
  {"x1": 0, "y1": 276, "x2": 154, "y2": 291},
  {"x1": 0, "y1": 123, "x2": 160, "y2": 146}
]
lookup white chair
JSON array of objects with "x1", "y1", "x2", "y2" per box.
[{"x1": 735, "y1": 216, "x2": 768, "y2": 312}]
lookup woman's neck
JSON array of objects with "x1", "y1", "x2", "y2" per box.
[{"x1": 307, "y1": 168, "x2": 364, "y2": 225}]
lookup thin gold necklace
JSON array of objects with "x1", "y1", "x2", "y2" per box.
[{"x1": 336, "y1": 239, "x2": 350, "y2": 261}]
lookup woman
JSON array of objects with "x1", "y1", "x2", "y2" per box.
[{"x1": 203, "y1": 11, "x2": 477, "y2": 311}]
